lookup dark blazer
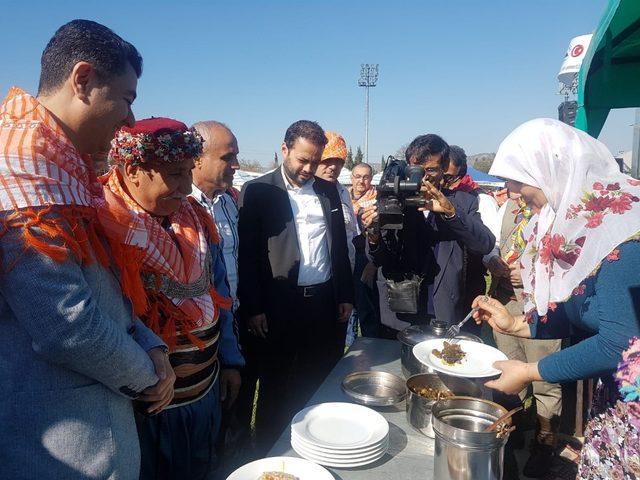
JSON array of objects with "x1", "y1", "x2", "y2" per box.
[
  {"x1": 371, "y1": 189, "x2": 495, "y2": 327},
  {"x1": 237, "y1": 169, "x2": 354, "y2": 329}
]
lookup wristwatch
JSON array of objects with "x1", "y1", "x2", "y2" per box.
[{"x1": 442, "y1": 208, "x2": 456, "y2": 220}]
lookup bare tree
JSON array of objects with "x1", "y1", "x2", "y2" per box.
[
  {"x1": 469, "y1": 153, "x2": 496, "y2": 173},
  {"x1": 394, "y1": 143, "x2": 409, "y2": 160},
  {"x1": 239, "y1": 159, "x2": 265, "y2": 173}
]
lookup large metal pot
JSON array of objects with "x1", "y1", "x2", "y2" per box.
[
  {"x1": 432, "y1": 397, "x2": 511, "y2": 480},
  {"x1": 406, "y1": 374, "x2": 482, "y2": 438},
  {"x1": 398, "y1": 321, "x2": 482, "y2": 378}
]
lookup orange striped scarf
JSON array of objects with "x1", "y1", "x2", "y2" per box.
[
  {"x1": 101, "y1": 169, "x2": 231, "y2": 349},
  {"x1": 0, "y1": 87, "x2": 109, "y2": 267},
  {"x1": 350, "y1": 186, "x2": 377, "y2": 216}
]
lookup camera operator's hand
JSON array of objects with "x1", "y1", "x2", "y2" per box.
[
  {"x1": 419, "y1": 181, "x2": 456, "y2": 217},
  {"x1": 361, "y1": 204, "x2": 378, "y2": 229},
  {"x1": 361, "y1": 205, "x2": 380, "y2": 244}
]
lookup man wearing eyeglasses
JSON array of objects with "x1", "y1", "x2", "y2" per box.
[
  {"x1": 350, "y1": 164, "x2": 376, "y2": 206},
  {"x1": 364, "y1": 134, "x2": 495, "y2": 332},
  {"x1": 348, "y1": 163, "x2": 386, "y2": 338}
]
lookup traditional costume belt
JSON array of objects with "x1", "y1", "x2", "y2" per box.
[
  {"x1": 168, "y1": 322, "x2": 221, "y2": 408},
  {"x1": 142, "y1": 251, "x2": 212, "y2": 298}
]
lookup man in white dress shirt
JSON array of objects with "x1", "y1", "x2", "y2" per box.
[{"x1": 237, "y1": 120, "x2": 354, "y2": 453}]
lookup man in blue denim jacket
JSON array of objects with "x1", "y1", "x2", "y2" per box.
[{"x1": 0, "y1": 21, "x2": 174, "y2": 479}]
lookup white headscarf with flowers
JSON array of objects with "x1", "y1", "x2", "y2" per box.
[{"x1": 490, "y1": 118, "x2": 640, "y2": 317}]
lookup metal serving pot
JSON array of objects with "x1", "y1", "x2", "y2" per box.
[
  {"x1": 432, "y1": 397, "x2": 511, "y2": 480},
  {"x1": 398, "y1": 321, "x2": 482, "y2": 378},
  {"x1": 406, "y1": 373, "x2": 482, "y2": 438}
]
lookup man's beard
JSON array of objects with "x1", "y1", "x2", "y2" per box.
[{"x1": 283, "y1": 163, "x2": 309, "y2": 186}]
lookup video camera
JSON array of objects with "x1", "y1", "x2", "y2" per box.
[{"x1": 376, "y1": 157, "x2": 426, "y2": 230}]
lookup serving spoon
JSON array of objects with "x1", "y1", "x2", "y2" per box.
[{"x1": 484, "y1": 406, "x2": 523, "y2": 433}]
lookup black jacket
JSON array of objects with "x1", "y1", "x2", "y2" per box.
[
  {"x1": 371, "y1": 189, "x2": 495, "y2": 326},
  {"x1": 237, "y1": 169, "x2": 354, "y2": 326}
]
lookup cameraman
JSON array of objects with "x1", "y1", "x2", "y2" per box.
[{"x1": 363, "y1": 134, "x2": 495, "y2": 331}]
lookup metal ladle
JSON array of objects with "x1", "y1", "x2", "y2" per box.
[{"x1": 483, "y1": 406, "x2": 523, "y2": 433}]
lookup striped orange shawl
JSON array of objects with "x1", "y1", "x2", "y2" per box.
[
  {"x1": 0, "y1": 87, "x2": 109, "y2": 267},
  {"x1": 101, "y1": 169, "x2": 231, "y2": 349}
]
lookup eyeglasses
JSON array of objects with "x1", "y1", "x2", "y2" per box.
[
  {"x1": 443, "y1": 173, "x2": 462, "y2": 183},
  {"x1": 352, "y1": 174, "x2": 372, "y2": 181}
]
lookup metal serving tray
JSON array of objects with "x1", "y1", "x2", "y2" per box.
[{"x1": 341, "y1": 371, "x2": 407, "y2": 406}]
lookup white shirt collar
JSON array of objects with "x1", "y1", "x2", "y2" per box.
[
  {"x1": 190, "y1": 183, "x2": 212, "y2": 206},
  {"x1": 191, "y1": 183, "x2": 224, "y2": 206}
]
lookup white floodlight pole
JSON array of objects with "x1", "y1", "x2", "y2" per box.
[{"x1": 358, "y1": 64, "x2": 379, "y2": 163}]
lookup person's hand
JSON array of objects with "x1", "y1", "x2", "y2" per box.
[
  {"x1": 419, "y1": 181, "x2": 456, "y2": 217},
  {"x1": 485, "y1": 360, "x2": 541, "y2": 395},
  {"x1": 338, "y1": 303, "x2": 353, "y2": 323},
  {"x1": 247, "y1": 313, "x2": 268, "y2": 338},
  {"x1": 472, "y1": 295, "x2": 517, "y2": 334},
  {"x1": 220, "y1": 368, "x2": 242, "y2": 410},
  {"x1": 361, "y1": 205, "x2": 380, "y2": 244},
  {"x1": 360, "y1": 204, "x2": 378, "y2": 229},
  {"x1": 509, "y1": 262, "x2": 523, "y2": 288},
  {"x1": 487, "y1": 256, "x2": 510, "y2": 278},
  {"x1": 360, "y1": 262, "x2": 378, "y2": 289},
  {"x1": 139, "y1": 347, "x2": 176, "y2": 414}
]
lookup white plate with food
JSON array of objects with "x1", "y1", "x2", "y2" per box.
[
  {"x1": 291, "y1": 402, "x2": 389, "y2": 449},
  {"x1": 226, "y1": 456, "x2": 334, "y2": 480},
  {"x1": 412, "y1": 339, "x2": 508, "y2": 378}
]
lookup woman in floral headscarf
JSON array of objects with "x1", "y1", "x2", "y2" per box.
[{"x1": 471, "y1": 118, "x2": 640, "y2": 479}]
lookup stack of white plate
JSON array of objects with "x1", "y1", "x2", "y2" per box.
[{"x1": 290, "y1": 402, "x2": 389, "y2": 468}]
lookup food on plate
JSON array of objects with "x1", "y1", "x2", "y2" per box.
[
  {"x1": 409, "y1": 385, "x2": 454, "y2": 401},
  {"x1": 258, "y1": 472, "x2": 299, "y2": 480},
  {"x1": 432, "y1": 341, "x2": 466, "y2": 366}
]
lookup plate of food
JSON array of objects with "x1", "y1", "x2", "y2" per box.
[
  {"x1": 412, "y1": 339, "x2": 508, "y2": 378},
  {"x1": 226, "y1": 456, "x2": 334, "y2": 480}
]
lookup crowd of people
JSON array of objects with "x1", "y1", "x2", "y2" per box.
[{"x1": 1, "y1": 19, "x2": 639, "y2": 480}]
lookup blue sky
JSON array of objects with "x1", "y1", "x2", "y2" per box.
[{"x1": 0, "y1": 0, "x2": 634, "y2": 166}]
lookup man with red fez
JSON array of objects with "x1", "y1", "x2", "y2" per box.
[
  {"x1": 104, "y1": 117, "x2": 244, "y2": 479},
  {"x1": 0, "y1": 20, "x2": 174, "y2": 479}
]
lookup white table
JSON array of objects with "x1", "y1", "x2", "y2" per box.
[{"x1": 268, "y1": 337, "x2": 435, "y2": 479}]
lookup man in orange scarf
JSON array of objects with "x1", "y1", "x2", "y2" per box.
[
  {"x1": 316, "y1": 131, "x2": 357, "y2": 269},
  {"x1": 0, "y1": 20, "x2": 173, "y2": 479},
  {"x1": 104, "y1": 117, "x2": 244, "y2": 480}
]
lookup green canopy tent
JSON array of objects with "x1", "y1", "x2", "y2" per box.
[{"x1": 575, "y1": 0, "x2": 640, "y2": 137}]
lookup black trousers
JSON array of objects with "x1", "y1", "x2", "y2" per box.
[
  {"x1": 353, "y1": 249, "x2": 382, "y2": 338},
  {"x1": 235, "y1": 281, "x2": 346, "y2": 456}
]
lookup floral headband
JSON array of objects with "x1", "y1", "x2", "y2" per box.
[{"x1": 109, "y1": 126, "x2": 204, "y2": 166}]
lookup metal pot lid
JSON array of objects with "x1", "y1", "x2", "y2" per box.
[{"x1": 397, "y1": 321, "x2": 483, "y2": 346}]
